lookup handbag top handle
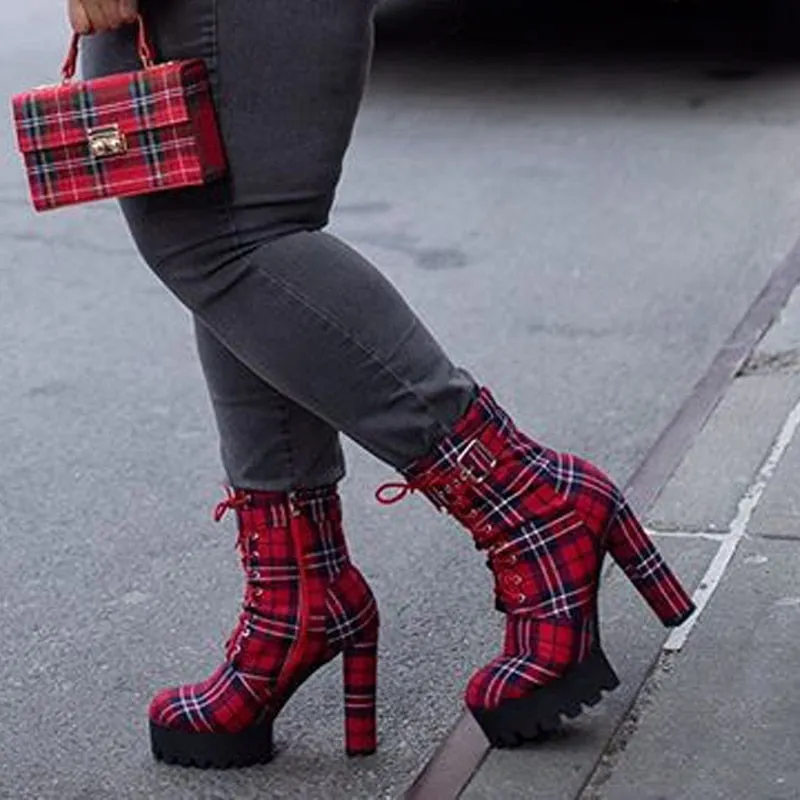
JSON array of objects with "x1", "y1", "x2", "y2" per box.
[{"x1": 61, "y1": 14, "x2": 156, "y2": 83}]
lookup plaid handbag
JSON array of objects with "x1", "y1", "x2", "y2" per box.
[{"x1": 11, "y1": 16, "x2": 227, "y2": 212}]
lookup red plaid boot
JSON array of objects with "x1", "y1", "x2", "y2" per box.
[
  {"x1": 378, "y1": 388, "x2": 694, "y2": 747},
  {"x1": 149, "y1": 486, "x2": 380, "y2": 767}
]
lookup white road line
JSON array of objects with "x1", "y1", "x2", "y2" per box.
[
  {"x1": 664, "y1": 396, "x2": 800, "y2": 652},
  {"x1": 648, "y1": 530, "x2": 729, "y2": 542}
]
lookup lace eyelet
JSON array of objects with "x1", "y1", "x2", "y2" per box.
[{"x1": 501, "y1": 571, "x2": 523, "y2": 587}]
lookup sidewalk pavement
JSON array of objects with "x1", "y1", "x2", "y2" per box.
[{"x1": 461, "y1": 288, "x2": 800, "y2": 800}]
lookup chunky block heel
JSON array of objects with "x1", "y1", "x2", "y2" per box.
[
  {"x1": 343, "y1": 633, "x2": 379, "y2": 756},
  {"x1": 605, "y1": 500, "x2": 695, "y2": 627}
]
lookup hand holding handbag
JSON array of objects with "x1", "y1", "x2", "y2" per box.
[{"x1": 11, "y1": 15, "x2": 227, "y2": 212}]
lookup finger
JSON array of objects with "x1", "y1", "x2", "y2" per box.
[
  {"x1": 118, "y1": 0, "x2": 139, "y2": 24},
  {"x1": 80, "y1": 0, "x2": 116, "y2": 31},
  {"x1": 68, "y1": 0, "x2": 93, "y2": 34}
]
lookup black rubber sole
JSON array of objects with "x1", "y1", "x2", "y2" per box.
[
  {"x1": 150, "y1": 718, "x2": 274, "y2": 769},
  {"x1": 470, "y1": 647, "x2": 621, "y2": 748},
  {"x1": 666, "y1": 605, "x2": 697, "y2": 629}
]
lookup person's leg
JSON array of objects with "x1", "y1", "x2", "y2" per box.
[
  {"x1": 81, "y1": 3, "x2": 396, "y2": 766},
  {"x1": 83, "y1": 0, "x2": 478, "y2": 473},
  {"x1": 81, "y1": 0, "x2": 693, "y2": 759},
  {"x1": 194, "y1": 320, "x2": 345, "y2": 492}
]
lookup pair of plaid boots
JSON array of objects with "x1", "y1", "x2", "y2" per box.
[{"x1": 149, "y1": 388, "x2": 695, "y2": 767}]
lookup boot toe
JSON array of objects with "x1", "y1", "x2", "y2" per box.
[
  {"x1": 465, "y1": 657, "x2": 541, "y2": 712},
  {"x1": 148, "y1": 664, "x2": 243, "y2": 733},
  {"x1": 148, "y1": 685, "x2": 197, "y2": 731}
]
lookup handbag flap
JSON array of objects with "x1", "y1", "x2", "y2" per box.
[{"x1": 13, "y1": 60, "x2": 207, "y2": 154}]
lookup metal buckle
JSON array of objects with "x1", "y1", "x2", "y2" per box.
[
  {"x1": 456, "y1": 439, "x2": 498, "y2": 484},
  {"x1": 87, "y1": 124, "x2": 127, "y2": 159}
]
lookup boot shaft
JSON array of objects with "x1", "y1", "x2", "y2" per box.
[
  {"x1": 384, "y1": 387, "x2": 694, "y2": 627},
  {"x1": 223, "y1": 486, "x2": 350, "y2": 584},
  {"x1": 218, "y1": 486, "x2": 355, "y2": 668},
  {"x1": 396, "y1": 389, "x2": 570, "y2": 550},
  {"x1": 396, "y1": 389, "x2": 618, "y2": 547}
]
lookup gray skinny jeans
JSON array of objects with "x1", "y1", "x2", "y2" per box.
[{"x1": 82, "y1": 0, "x2": 477, "y2": 491}]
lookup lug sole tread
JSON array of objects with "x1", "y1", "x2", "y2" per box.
[
  {"x1": 471, "y1": 647, "x2": 621, "y2": 748},
  {"x1": 150, "y1": 720, "x2": 274, "y2": 769}
]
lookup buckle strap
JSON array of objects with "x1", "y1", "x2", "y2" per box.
[
  {"x1": 375, "y1": 436, "x2": 501, "y2": 508},
  {"x1": 456, "y1": 438, "x2": 498, "y2": 485}
]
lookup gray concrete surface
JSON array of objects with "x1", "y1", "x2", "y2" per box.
[
  {"x1": 750, "y1": 274, "x2": 800, "y2": 358},
  {"x1": 588, "y1": 537, "x2": 800, "y2": 800},
  {"x1": 749, "y1": 431, "x2": 800, "y2": 539},
  {"x1": 647, "y1": 287, "x2": 800, "y2": 534},
  {"x1": 4, "y1": 2, "x2": 800, "y2": 799},
  {"x1": 745, "y1": 288, "x2": 800, "y2": 540},
  {"x1": 646, "y1": 373, "x2": 800, "y2": 533}
]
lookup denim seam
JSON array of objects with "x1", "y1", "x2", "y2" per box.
[
  {"x1": 209, "y1": 0, "x2": 244, "y2": 262},
  {"x1": 277, "y1": 393, "x2": 299, "y2": 489}
]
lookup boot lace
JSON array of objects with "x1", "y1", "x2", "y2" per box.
[
  {"x1": 212, "y1": 488, "x2": 265, "y2": 658},
  {"x1": 376, "y1": 473, "x2": 477, "y2": 524},
  {"x1": 374, "y1": 479, "x2": 423, "y2": 505},
  {"x1": 213, "y1": 486, "x2": 253, "y2": 523},
  {"x1": 375, "y1": 474, "x2": 468, "y2": 511}
]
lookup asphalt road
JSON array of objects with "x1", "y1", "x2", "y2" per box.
[{"x1": 3, "y1": 2, "x2": 800, "y2": 798}]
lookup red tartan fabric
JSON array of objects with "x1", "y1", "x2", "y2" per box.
[
  {"x1": 379, "y1": 388, "x2": 694, "y2": 712},
  {"x1": 12, "y1": 59, "x2": 226, "y2": 212},
  {"x1": 149, "y1": 487, "x2": 379, "y2": 752},
  {"x1": 465, "y1": 615, "x2": 595, "y2": 711}
]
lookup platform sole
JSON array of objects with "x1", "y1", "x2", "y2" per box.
[
  {"x1": 150, "y1": 718, "x2": 274, "y2": 769},
  {"x1": 470, "y1": 647, "x2": 621, "y2": 748}
]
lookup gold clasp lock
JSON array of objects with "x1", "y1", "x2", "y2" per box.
[{"x1": 87, "y1": 124, "x2": 127, "y2": 158}]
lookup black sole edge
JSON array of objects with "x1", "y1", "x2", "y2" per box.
[
  {"x1": 470, "y1": 647, "x2": 621, "y2": 748},
  {"x1": 150, "y1": 720, "x2": 274, "y2": 769},
  {"x1": 347, "y1": 748, "x2": 378, "y2": 758},
  {"x1": 664, "y1": 604, "x2": 697, "y2": 629}
]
